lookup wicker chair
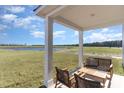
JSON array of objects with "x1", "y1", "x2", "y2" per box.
[
  {"x1": 84, "y1": 57, "x2": 113, "y2": 80},
  {"x1": 74, "y1": 74, "x2": 102, "y2": 88},
  {"x1": 97, "y1": 58, "x2": 113, "y2": 79},
  {"x1": 55, "y1": 67, "x2": 75, "y2": 88}
]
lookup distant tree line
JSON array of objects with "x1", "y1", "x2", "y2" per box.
[
  {"x1": 0, "y1": 44, "x2": 44, "y2": 46},
  {"x1": 0, "y1": 40, "x2": 122, "y2": 47},
  {"x1": 54, "y1": 40, "x2": 122, "y2": 47},
  {"x1": 83, "y1": 40, "x2": 122, "y2": 47},
  {"x1": 0, "y1": 44, "x2": 26, "y2": 46}
]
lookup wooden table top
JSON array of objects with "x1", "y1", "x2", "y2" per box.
[{"x1": 76, "y1": 67, "x2": 107, "y2": 79}]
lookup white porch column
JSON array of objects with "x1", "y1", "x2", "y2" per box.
[
  {"x1": 122, "y1": 24, "x2": 124, "y2": 67},
  {"x1": 44, "y1": 16, "x2": 53, "y2": 87},
  {"x1": 78, "y1": 31, "x2": 84, "y2": 67}
]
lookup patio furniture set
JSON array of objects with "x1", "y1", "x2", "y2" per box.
[{"x1": 55, "y1": 57, "x2": 113, "y2": 88}]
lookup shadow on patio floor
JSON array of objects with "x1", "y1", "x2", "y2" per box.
[{"x1": 39, "y1": 85, "x2": 47, "y2": 88}]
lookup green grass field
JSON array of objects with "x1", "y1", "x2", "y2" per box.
[{"x1": 0, "y1": 47, "x2": 123, "y2": 87}]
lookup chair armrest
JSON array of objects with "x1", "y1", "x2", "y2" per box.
[
  {"x1": 69, "y1": 76, "x2": 75, "y2": 84},
  {"x1": 69, "y1": 76, "x2": 76, "y2": 87},
  {"x1": 110, "y1": 64, "x2": 113, "y2": 69},
  {"x1": 62, "y1": 68, "x2": 68, "y2": 71},
  {"x1": 69, "y1": 76, "x2": 74, "y2": 81},
  {"x1": 108, "y1": 64, "x2": 113, "y2": 79},
  {"x1": 108, "y1": 64, "x2": 113, "y2": 72}
]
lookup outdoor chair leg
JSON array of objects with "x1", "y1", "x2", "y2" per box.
[{"x1": 55, "y1": 80, "x2": 58, "y2": 88}]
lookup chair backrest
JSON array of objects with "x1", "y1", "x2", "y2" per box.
[
  {"x1": 98, "y1": 58, "x2": 112, "y2": 71},
  {"x1": 85, "y1": 57, "x2": 98, "y2": 67},
  {"x1": 74, "y1": 74, "x2": 102, "y2": 88},
  {"x1": 55, "y1": 67, "x2": 70, "y2": 87},
  {"x1": 85, "y1": 57, "x2": 112, "y2": 71},
  {"x1": 98, "y1": 58, "x2": 111, "y2": 66}
]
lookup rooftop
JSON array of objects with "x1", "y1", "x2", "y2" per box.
[{"x1": 35, "y1": 5, "x2": 124, "y2": 31}]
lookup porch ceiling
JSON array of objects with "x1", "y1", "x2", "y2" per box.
[{"x1": 35, "y1": 5, "x2": 124, "y2": 31}]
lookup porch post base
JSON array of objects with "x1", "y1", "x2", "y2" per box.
[{"x1": 44, "y1": 79, "x2": 54, "y2": 88}]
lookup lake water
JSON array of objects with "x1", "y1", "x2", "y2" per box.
[{"x1": 0, "y1": 47, "x2": 63, "y2": 51}]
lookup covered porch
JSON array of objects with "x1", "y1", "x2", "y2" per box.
[
  {"x1": 34, "y1": 5, "x2": 124, "y2": 88},
  {"x1": 49, "y1": 74, "x2": 124, "y2": 88}
]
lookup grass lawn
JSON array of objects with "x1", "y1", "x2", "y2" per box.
[
  {"x1": 0, "y1": 47, "x2": 123, "y2": 87},
  {"x1": 65, "y1": 47, "x2": 122, "y2": 56}
]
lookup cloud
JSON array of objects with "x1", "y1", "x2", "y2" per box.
[
  {"x1": 14, "y1": 16, "x2": 42, "y2": 29},
  {"x1": 100, "y1": 27, "x2": 116, "y2": 33},
  {"x1": 5, "y1": 6, "x2": 25, "y2": 13},
  {"x1": 14, "y1": 17, "x2": 31, "y2": 28},
  {"x1": 0, "y1": 24, "x2": 7, "y2": 31},
  {"x1": 30, "y1": 31, "x2": 66, "y2": 40},
  {"x1": 74, "y1": 31, "x2": 79, "y2": 37},
  {"x1": 88, "y1": 33, "x2": 107, "y2": 42},
  {"x1": 101, "y1": 28, "x2": 109, "y2": 32},
  {"x1": 30, "y1": 31, "x2": 44, "y2": 38},
  {"x1": 1, "y1": 14, "x2": 43, "y2": 38},
  {"x1": 0, "y1": 14, "x2": 42, "y2": 28},
  {"x1": 0, "y1": 32, "x2": 7, "y2": 39},
  {"x1": 84, "y1": 32, "x2": 122, "y2": 43},
  {"x1": 1, "y1": 14, "x2": 17, "y2": 22},
  {"x1": 0, "y1": 10, "x2": 43, "y2": 32},
  {"x1": 53, "y1": 31, "x2": 66, "y2": 39},
  {"x1": 2, "y1": 33, "x2": 7, "y2": 36},
  {"x1": 0, "y1": 24, "x2": 8, "y2": 39},
  {"x1": 73, "y1": 31, "x2": 84, "y2": 38}
]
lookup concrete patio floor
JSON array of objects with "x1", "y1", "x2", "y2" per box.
[
  {"x1": 50, "y1": 74, "x2": 124, "y2": 88},
  {"x1": 110, "y1": 74, "x2": 124, "y2": 88}
]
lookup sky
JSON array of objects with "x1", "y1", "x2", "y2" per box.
[{"x1": 0, "y1": 5, "x2": 122, "y2": 45}]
